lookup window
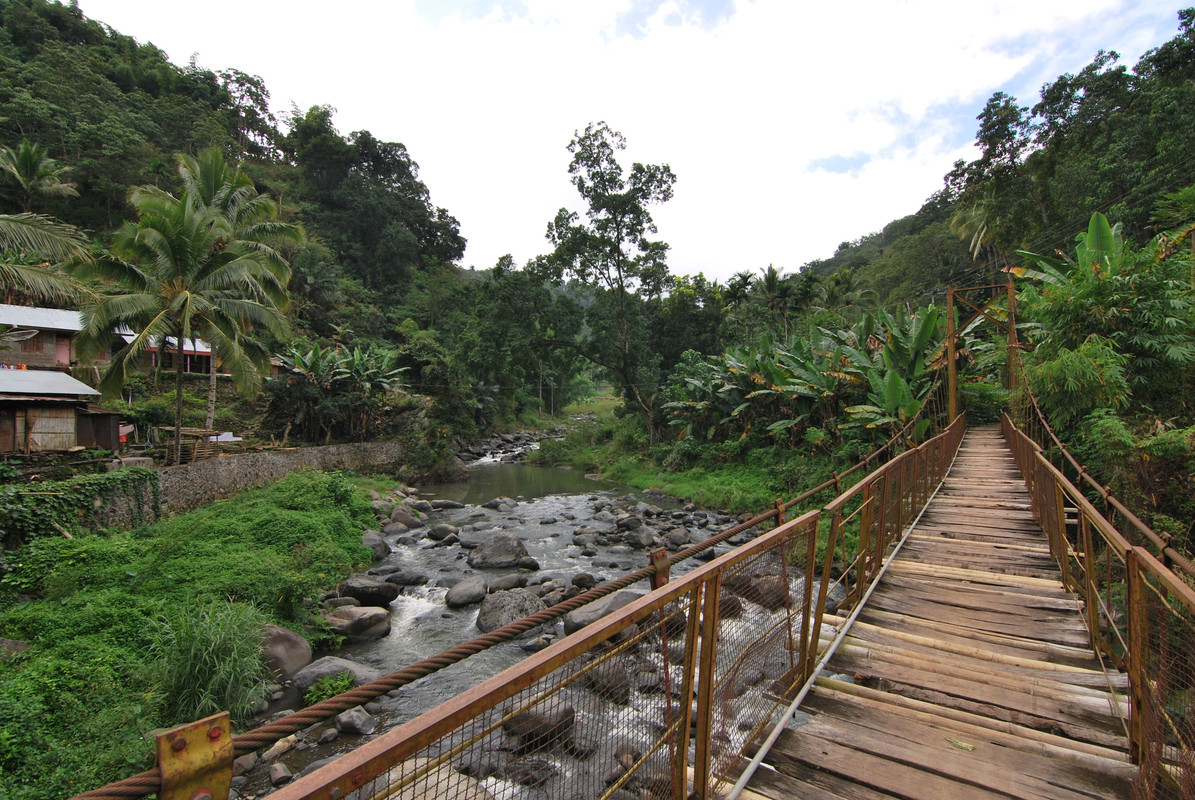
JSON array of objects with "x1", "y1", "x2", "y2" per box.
[{"x1": 20, "y1": 333, "x2": 44, "y2": 353}]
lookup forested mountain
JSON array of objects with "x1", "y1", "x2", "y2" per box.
[{"x1": 1, "y1": 0, "x2": 1192, "y2": 530}]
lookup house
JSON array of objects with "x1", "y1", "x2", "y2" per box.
[
  {"x1": 0, "y1": 368, "x2": 118, "y2": 452},
  {"x1": 0, "y1": 303, "x2": 224, "y2": 376}
]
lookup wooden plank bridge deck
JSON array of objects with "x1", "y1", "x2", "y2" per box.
[{"x1": 743, "y1": 425, "x2": 1135, "y2": 800}]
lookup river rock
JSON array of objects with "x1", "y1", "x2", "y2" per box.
[
  {"x1": 338, "y1": 575, "x2": 400, "y2": 607},
  {"x1": 489, "y1": 573, "x2": 526, "y2": 592},
  {"x1": 382, "y1": 521, "x2": 410, "y2": 536},
  {"x1": 407, "y1": 499, "x2": 434, "y2": 513},
  {"x1": 431, "y1": 499, "x2": 466, "y2": 509},
  {"x1": 293, "y1": 657, "x2": 383, "y2": 692},
  {"x1": 624, "y1": 529, "x2": 655, "y2": 549},
  {"x1": 427, "y1": 523, "x2": 459, "y2": 541},
  {"x1": 263, "y1": 623, "x2": 312, "y2": 680},
  {"x1": 232, "y1": 752, "x2": 257, "y2": 777},
  {"x1": 563, "y1": 590, "x2": 643, "y2": 635},
  {"x1": 584, "y1": 660, "x2": 632, "y2": 704},
  {"x1": 572, "y1": 572, "x2": 597, "y2": 591},
  {"x1": 476, "y1": 589, "x2": 546, "y2": 632},
  {"x1": 616, "y1": 514, "x2": 643, "y2": 531},
  {"x1": 446, "y1": 576, "x2": 488, "y2": 608},
  {"x1": 324, "y1": 606, "x2": 391, "y2": 640},
  {"x1": 390, "y1": 505, "x2": 425, "y2": 529},
  {"x1": 361, "y1": 531, "x2": 391, "y2": 560},
  {"x1": 724, "y1": 573, "x2": 790, "y2": 611},
  {"x1": 334, "y1": 705, "x2": 377, "y2": 735},
  {"x1": 496, "y1": 758, "x2": 558, "y2": 787},
  {"x1": 382, "y1": 567, "x2": 430, "y2": 587},
  {"x1": 467, "y1": 533, "x2": 530, "y2": 569},
  {"x1": 503, "y1": 706, "x2": 575, "y2": 752},
  {"x1": 483, "y1": 496, "x2": 518, "y2": 510},
  {"x1": 269, "y1": 762, "x2": 293, "y2": 786}
]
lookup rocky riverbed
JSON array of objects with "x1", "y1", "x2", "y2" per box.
[{"x1": 235, "y1": 456, "x2": 839, "y2": 798}]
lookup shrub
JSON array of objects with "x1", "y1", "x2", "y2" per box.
[
  {"x1": 303, "y1": 671, "x2": 354, "y2": 706},
  {"x1": 148, "y1": 601, "x2": 271, "y2": 726}
]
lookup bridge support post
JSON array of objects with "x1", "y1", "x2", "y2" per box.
[
  {"x1": 649, "y1": 548, "x2": 670, "y2": 590},
  {"x1": 156, "y1": 711, "x2": 232, "y2": 800},
  {"x1": 946, "y1": 287, "x2": 958, "y2": 422}
]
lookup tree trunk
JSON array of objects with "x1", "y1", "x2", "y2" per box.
[
  {"x1": 205, "y1": 356, "x2": 217, "y2": 431},
  {"x1": 173, "y1": 344, "x2": 185, "y2": 466}
]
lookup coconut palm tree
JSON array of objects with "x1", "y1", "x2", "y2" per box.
[
  {"x1": 76, "y1": 169, "x2": 298, "y2": 465},
  {"x1": 0, "y1": 212, "x2": 91, "y2": 304},
  {"x1": 0, "y1": 139, "x2": 78, "y2": 213}
]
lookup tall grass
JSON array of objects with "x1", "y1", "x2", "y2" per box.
[{"x1": 148, "y1": 601, "x2": 271, "y2": 725}]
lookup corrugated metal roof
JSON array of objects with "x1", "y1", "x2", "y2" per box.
[
  {"x1": 116, "y1": 329, "x2": 211, "y2": 355},
  {"x1": 0, "y1": 369, "x2": 100, "y2": 396},
  {"x1": 0, "y1": 304, "x2": 83, "y2": 331}
]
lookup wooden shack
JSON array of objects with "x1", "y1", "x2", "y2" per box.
[{"x1": 0, "y1": 369, "x2": 102, "y2": 453}]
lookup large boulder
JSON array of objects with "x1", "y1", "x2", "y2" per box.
[
  {"x1": 445, "y1": 576, "x2": 488, "y2": 608},
  {"x1": 427, "y1": 523, "x2": 459, "y2": 541},
  {"x1": 361, "y1": 531, "x2": 391, "y2": 560},
  {"x1": 390, "y1": 506, "x2": 425, "y2": 529},
  {"x1": 334, "y1": 705, "x2": 377, "y2": 735},
  {"x1": 293, "y1": 657, "x2": 382, "y2": 692},
  {"x1": 476, "y1": 589, "x2": 546, "y2": 633},
  {"x1": 563, "y1": 590, "x2": 643, "y2": 635},
  {"x1": 262, "y1": 624, "x2": 312, "y2": 680},
  {"x1": 338, "y1": 575, "x2": 401, "y2": 607},
  {"x1": 503, "y1": 706, "x2": 575, "y2": 753},
  {"x1": 324, "y1": 606, "x2": 391, "y2": 640},
  {"x1": 467, "y1": 533, "x2": 530, "y2": 570}
]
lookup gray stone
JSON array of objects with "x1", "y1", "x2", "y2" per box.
[
  {"x1": 489, "y1": 573, "x2": 526, "y2": 592},
  {"x1": 361, "y1": 530, "x2": 391, "y2": 560},
  {"x1": 317, "y1": 728, "x2": 339, "y2": 744},
  {"x1": 445, "y1": 575, "x2": 488, "y2": 608},
  {"x1": 431, "y1": 499, "x2": 466, "y2": 509},
  {"x1": 571, "y1": 573, "x2": 597, "y2": 591},
  {"x1": 503, "y1": 706, "x2": 575, "y2": 752},
  {"x1": 382, "y1": 521, "x2": 410, "y2": 536},
  {"x1": 334, "y1": 705, "x2": 377, "y2": 735},
  {"x1": 408, "y1": 499, "x2": 434, "y2": 513},
  {"x1": 476, "y1": 589, "x2": 547, "y2": 633},
  {"x1": 390, "y1": 505, "x2": 425, "y2": 529},
  {"x1": 324, "y1": 606, "x2": 391, "y2": 639},
  {"x1": 482, "y1": 496, "x2": 518, "y2": 509},
  {"x1": 427, "y1": 523, "x2": 459, "y2": 541},
  {"x1": 338, "y1": 575, "x2": 400, "y2": 607},
  {"x1": 382, "y1": 567, "x2": 430, "y2": 587},
  {"x1": 563, "y1": 590, "x2": 643, "y2": 635},
  {"x1": 625, "y1": 529, "x2": 655, "y2": 549},
  {"x1": 467, "y1": 533, "x2": 530, "y2": 569},
  {"x1": 231, "y1": 752, "x2": 257, "y2": 777},
  {"x1": 262, "y1": 623, "x2": 312, "y2": 680},
  {"x1": 323, "y1": 596, "x2": 361, "y2": 609},
  {"x1": 269, "y1": 762, "x2": 293, "y2": 786},
  {"x1": 293, "y1": 657, "x2": 383, "y2": 692}
]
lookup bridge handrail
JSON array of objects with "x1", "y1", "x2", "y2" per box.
[{"x1": 1003, "y1": 412, "x2": 1195, "y2": 794}]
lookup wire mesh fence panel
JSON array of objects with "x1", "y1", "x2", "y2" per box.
[
  {"x1": 699, "y1": 514, "x2": 819, "y2": 786},
  {"x1": 274, "y1": 583, "x2": 704, "y2": 800},
  {"x1": 1133, "y1": 557, "x2": 1195, "y2": 800}
]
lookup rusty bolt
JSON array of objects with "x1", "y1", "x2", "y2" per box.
[
  {"x1": 191, "y1": 791, "x2": 213, "y2": 800},
  {"x1": 330, "y1": 789, "x2": 342, "y2": 799},
  {"x1": 208, "y1": 725, "x2": 222, "y2": 740},
  {"x1": 170, "y1": 737, "x2": 187, "y2": 752}
]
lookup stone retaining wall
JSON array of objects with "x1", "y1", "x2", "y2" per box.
[{"x1": 157, "y1": 440, "x2": 407, "y2": 515}]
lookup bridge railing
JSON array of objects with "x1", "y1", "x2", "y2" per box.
[
  {"x1": 263, "y1": 418, "x2": 966, "y2": 800},
  {"x1": 1003, "y1": 413, "x2": 1195, "y2": 796}
]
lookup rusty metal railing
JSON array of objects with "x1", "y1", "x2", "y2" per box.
[
  {"x1": 258, "y1": 414, "x2": 967, "y2": 800},
  {"x1": 1003, "y1": 414, "x2": 1195, "y2": 797}
]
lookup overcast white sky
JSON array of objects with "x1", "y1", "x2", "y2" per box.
[{"x1": 77, "y1": 0, "x2": 1187, "y2": 283}]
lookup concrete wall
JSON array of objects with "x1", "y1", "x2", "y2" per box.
[{"x1": 157, "y1": 440, "x2": 407, "y2": 514}]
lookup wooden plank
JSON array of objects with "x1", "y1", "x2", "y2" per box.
[
  {"x1": 799, "y1": 693, "x2": 1133, "y2": 799},
  {"x1": 767, "y1": 730, "x2": 1017, "y2": 800},
  {"x1": 747, "y1": 763, "x2": 893, "y2": 800},
  {"x1": 863, "y1": 592, "x2": 1094, "y2": 646}
]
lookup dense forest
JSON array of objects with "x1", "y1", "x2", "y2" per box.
[
  {"x1": 1, "y1": 2, "x2": 1194, "y2": 794},
  {"x1": 0, "y1": 0, "x2": 1191, "y2": 533}
]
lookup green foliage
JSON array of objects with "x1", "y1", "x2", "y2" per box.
[
  {"x1": 303, "y1": 671, "x2": 354, "y2": 706},
  {"x1": 1024, "y1": 336, "x2": 1130, "y2": 426},
  {"x1": 0, "y1": 467, "x2": 160, "y2": 547},
  {"x1": 149, "y1": 601, "x2": 270, "y2": 725},
  {"x1": 959, "y1": 381, "x2": 1009, "y2": 425}
]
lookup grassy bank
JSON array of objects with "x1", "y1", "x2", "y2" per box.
[{"x1": 0, "y1": 470, "x2": 384, "y2": 799}]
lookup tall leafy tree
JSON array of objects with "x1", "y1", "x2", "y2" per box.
[
  {"x1": 544, "y1": 121, "x2": 677, "y2": 441},
  {"x1": 0, "y1": 212, "x2": 90, "y2": 304},
  {"x1": 76, "y1": 163, "x2": 297, "y2": 464},
  {"x1": 0, "y1": 138, "x2": 79, "y2": 212}
]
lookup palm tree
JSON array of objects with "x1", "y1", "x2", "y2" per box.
[
  {"x1": 0, "y1": 212, "x2": 91, "y2": 304},
  {"x1": 0, "y1": 139, "x2": 78, "y2": 212},
  {"x1": 172, "y1": 149, "x2": 303, "y2": 428},
  {"x1": 76, "y1": 167, "x2": 298, "y2": 465}
]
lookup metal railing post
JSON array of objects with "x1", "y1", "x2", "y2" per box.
[
  {"x1": 692, "y1": 577, "x2": 721, "y2": 799},
  {"x1": 1125, "y1": 548, "x2": 1147, "y2": 765}
]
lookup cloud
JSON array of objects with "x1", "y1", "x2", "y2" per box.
[{"x1": 77, "y1": 0, "x2": 1186, "y2": 282}]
